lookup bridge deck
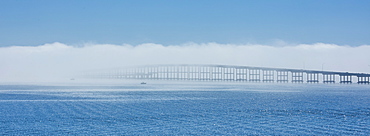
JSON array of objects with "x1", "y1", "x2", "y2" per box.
[{"x1": 84, "y1": 64, "x2": 370, "y2": 84}]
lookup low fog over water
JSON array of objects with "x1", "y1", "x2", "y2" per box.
[{"x1": 1, "y1": 42, "x2": 370, "y2": 83}]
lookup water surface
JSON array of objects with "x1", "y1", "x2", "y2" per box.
[{"x1": 1, "y1": 83, "x2": 369, "y2": 135}]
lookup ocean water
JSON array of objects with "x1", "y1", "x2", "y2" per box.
[{"x1": 1, "y1": 82, "x2": 370, "y2": 135}]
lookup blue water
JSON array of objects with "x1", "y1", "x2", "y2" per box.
[{"x1": 1, "y1": 83, "x2": 370, "y2": 135}]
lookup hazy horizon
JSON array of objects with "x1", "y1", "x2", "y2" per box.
[{"x1": 1, "y1": 41, "x2": 369, "y2": 83}]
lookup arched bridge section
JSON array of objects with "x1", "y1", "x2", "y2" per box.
[{"x1": 84, "y1": 64, "x2": 370, "y2": 84}]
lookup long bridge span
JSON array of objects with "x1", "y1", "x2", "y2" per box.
[{"x1": 84, "y1": 64, "x2": 370, "y2": 84}]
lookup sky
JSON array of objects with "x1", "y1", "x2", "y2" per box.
[
  {"x1": 1, "y1": 0, "x2": 370, "y2": 46},
  {"x1": 1, "y1": 0, "x2": 370, "y2": 82}
]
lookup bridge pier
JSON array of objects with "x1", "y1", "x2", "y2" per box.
[
  {"x1": 178, "y1": 66, "x2": 184, "y2": 80},
  {"x1": 292, "y1": 72, "x2": 304, "y2": 83},
  {"x1": 173, "y1": 66, "x2": 178, "y2": 80},
  {"x1": 211, "y1": 67, "x2": 222, "y2": 81},
  {"x1": 307, "y1": 72, "x2": 319, "y2": 83},
  {"x1": 357, "y1": 76, "x2": 370, "y2": 84},
  {"x1": 160, "y1": 67, "x2": 164, "y2": 79},
  {"x1": 163, "y1": 67, "x2": 167, "y2": 79},
  {"x1": 134, "y1": 68, "x2": 139, "y2": 79},
  {"x1": 168, "y1": 66, "x2": 173, "y2": 80},
  {"x1": 115, "y1": 70, "x2": 120, "y2": 79},
  {"x1": 224, "y1": 67, "x2": 235, "y2": 81},
  {"x1": 156, "y1": 67, "x2": 160, "y2": 79},
  {"x1": 339, "y1": 74, "x2": 352, "y2": 84},
  {"x1": 161, "y1": 66, "x2": 166, "y2": 80},
  {"x1": 236, "y1": 68, "x2": 248, "y2": 81},
  {"x1": 160, "y1": 66, "x2": 164, "y2": 79},
  {"x1": 141, "y1": 68, "x2": 146, "y2": 79},
  {"x1": 323, "y1": 74, "x2": 335, "y2": 83},
  {"x1": 155, "y1": 67, "x2": 159, "y2": 79},
  {"x1": 249, "y1": 69, "x2": 260, "y2": 82},
  {"x1": 188, "y1": 66, "x2": 197, "y2": 80},
  {"x1": 262, "y1": 70, "x2": 274, "y2": 82},
  {"x1": 196, "y1": 66, "x2": 200, "y2": 80},
  {"x1": 276, "y1": 71, "x2": 289, "y2": 82},
  {"x1": 124, "y1": 69, "x2": 129, "y2": 79},
  {"x1": 199, "y1": 66, "x2": 209, "y2": 81}
]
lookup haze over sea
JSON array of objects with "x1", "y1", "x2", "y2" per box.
[{"x1": 1, "y1": 81, "x2": 369, "y2": 135}]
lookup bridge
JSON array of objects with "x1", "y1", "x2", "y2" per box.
[{"x1": 84, "y1": 64, "x2": 370, "y2": 84}]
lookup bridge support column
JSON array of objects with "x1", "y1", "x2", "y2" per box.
[
  {"x1": 323, "y1": 74, "x2": 335, "y2": 83},
  {"x1": 199, "y1": 67, "x2": 204, "y2": 80},
  {"x1": 155, "y1": 67, "x2": 159, "y2": 79},
  {"x1": 159, "y1": 66, "x2": 163, "y2": 80},
  {"x1": 196, "y1": 66, "x2": 200, "y2": 80},
  {"x1": 182, "y1": 66, "x2": 187, "y2": 80},
  {"x1": 249, "y1": 69, "x2": 260, "y2": 82},
  {"x1": 211, "y1": 67, "x2": 222, "y2": 81},
  {"x1": 307, "y1": 73, "x2": 319, "y2": 83},
  {"x1": 236, "y1": 68, "x2": 247, "y2": 81},
  {"x1": 134, "y1": 68, "x2": 138, "y2": 79},
  {"x1": 276, "y1": 71, "x2": 289, "y2": 82},
  {"x1": 151, "y1": 67, "x2": 158, "y2": 79},
  {"x1": 199, "y1": 67, "x2": 210, "y2": 81},
  {"x1": 292, "y1": 72, "x2": 304, "y2": 83},
  {"x1": 172, "y1": 66, "x2": 177, "y2": 80},
  {"x1": 135, "y1": 68, "x2": 140, "y2": 79},
  {"x1": 357, "y1": 76, "x2": 370, "y2": 84},
  {"x1": 177, "y1": 66, "x2": 181, "y2": 80},
  {"x1": 166, "y1": 66, "x2": 169, "y2": 80},
  {"x1": 262, "y1": 70, "x2": 274, "y2": 82},
  {"x1": 127, "y1": 68, "x2": 131, "y2": 79},
  {"x1": 224, "y1": 67, "x2": 235, "y2": 81},
  {"x1": 340, "y1": 74, "x2": 352, "y2": 84},
  {"x1": 156, "y1": 67, "x2": 160, "y2": 80},
  {"x1": 119, "y1": 69, "x2": 123, "y2": 79},
  {"x1": 125, "y1": 69, "x2": 129, "y2": 79},
  {"x1": 136, "y1": 68, "x2": 140, "y2": 79},
  {"x1": 186, "y1": 66, "x2": 190, "y2": 80},
  {"x1": 135, "y1": 68, "x2": 139, "y2": 79},
  {"x1": 168, "y1": 66, "x2": 173, "y2": 80},
  {"x1": 188, "y1": 66, "x2": 197, "y2": 80},
  {"x1": 138, "y1": 68, "x2": 143, "y2": 79}
]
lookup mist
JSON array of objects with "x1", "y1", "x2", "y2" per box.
[{"x1": 1, "y1": 42, "x2": 370, "y2": 83}]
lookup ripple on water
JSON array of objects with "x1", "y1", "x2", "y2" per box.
[{"x1": 0, "y1": 84, "x2": 370, "y2": 135}]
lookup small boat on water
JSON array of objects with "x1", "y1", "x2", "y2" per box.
[{"x1": 141, "y1": 82, "x2": 146, "y2": 84}]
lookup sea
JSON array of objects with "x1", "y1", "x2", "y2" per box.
[{"x1": 1, "y1": 81, "x2": 370, "y2": 135}]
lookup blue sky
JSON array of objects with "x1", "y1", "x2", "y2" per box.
[{"x1": 1, "y1": 0, "x2": 370, "y2": 46}]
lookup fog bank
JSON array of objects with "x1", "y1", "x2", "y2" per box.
[{"x1": 1, "y1": 42, "x2": 369, "y2": 82}]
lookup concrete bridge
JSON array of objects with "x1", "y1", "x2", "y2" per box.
[{"x1": 85, "y1": 64, "x2": 370, "y2": 84}]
